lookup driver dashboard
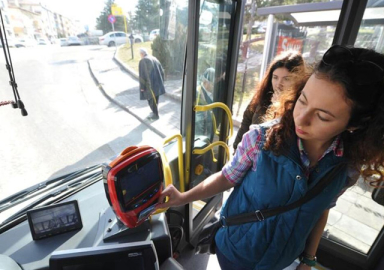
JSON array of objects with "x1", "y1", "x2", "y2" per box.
[{"x1": 0, "y1": 180, "x2": 173, "y2": 270}]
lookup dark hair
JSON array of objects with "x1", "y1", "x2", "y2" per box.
[
  {"x1": 249, "y1": 51, "x2": 305, "y2": 114},
  {"x1": 265, "y1": 46, "x2": 384, "y2": 186}
]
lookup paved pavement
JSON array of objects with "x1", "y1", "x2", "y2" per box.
[
  {"x1": 88, "y1": 47, "x2": 239, "y2": 144},
  {"x1": 88, "y1": 51, "x2": 181, "y2": 140}
]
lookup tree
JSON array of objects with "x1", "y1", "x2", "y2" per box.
[
  {"x1": 133, "y1": 0, "x2": 160, "y2": 34},
  {"x1": 96, "y1": 0, "x2": 127, "y2": 34}
]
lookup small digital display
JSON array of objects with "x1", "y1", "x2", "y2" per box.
[
  {"x1": 118, "y1": 154, "x2": 162, "y2": 207},
  {"x1": 27, "y1": 200, "x2": 83, "y2": 240}
]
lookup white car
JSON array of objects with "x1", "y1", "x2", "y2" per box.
[
  {"x1": 98, "y1": 31, "x2": 143, "y2": 47},
  {"x1": 149, "y1": 29, "x2": 160, "y2": 41},
  {"x1": 37, "y1": 38, "x2": 50, "y2": 45},
  {"x1": 59, "y1": 38, "x2": 68, "y2": 46},
  {"x1": 67, "y1": 36, "x2": 82, "y2": 46},
  {"x1": 14, "y1": 38, "x2": 37, "y2": 48}
]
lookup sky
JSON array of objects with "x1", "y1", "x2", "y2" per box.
[{"x1": 42, "y1": 0, "x2": 139, "y2": 30}]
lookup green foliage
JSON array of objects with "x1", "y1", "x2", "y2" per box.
[
  {"x1": 151, "y1": 24, "x2": 187, "y2": 77},
  {"x1": 176, "y1": 6, "x2": 189, "y2": 27},
  {"x1": 232, "y1": 67, "x2": 259, "y2": 118},
  {"x1": 151, "y1": 36, "x2": 170, "y2": 76},
  {"x1": 96, "y1": 0, "x2": 128, "y2": 34},
  {"x1": 234, "y1": 68, "x2": 258, "y2": 102},
  {"x1": 133, "y1": 0, "x2": 160, "y2": 34}
]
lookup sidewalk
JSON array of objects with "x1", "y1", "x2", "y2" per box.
[
  {"x1": 87, "y1": 48, "x2": 238, "y2": 144},
  {"x1": 88, "y1": 50, "x2": 183, "y2": 139}
]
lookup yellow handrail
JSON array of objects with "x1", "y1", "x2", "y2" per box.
[
  {"x1": 161, "y1": 134, "x2": 185, "y2": 192},
  {"x1": 192, "y1": 141, "x2": 230, "y2": 163},
  {"x1": 153, "y1": 134, "x2": 185, "y2": 215},
  {"x1": 194, "y1": 102, "x2": 233, "y2": 140}
]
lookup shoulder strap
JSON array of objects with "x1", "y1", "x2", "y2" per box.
[{"x1": 223, "y1": 163, "x2": 346, "y2": 226}]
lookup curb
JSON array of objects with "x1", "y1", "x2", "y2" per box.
[
  {"x1": 87, "y1": 59, "x2": 166, "y2": 139},
  {"x1": 113, "y1": 50, "x2": 140, "y2": 81},
  {"x1": 113, "y1": 46, "x2": 239, "y2": 129}
]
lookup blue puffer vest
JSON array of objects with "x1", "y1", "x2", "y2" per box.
[{"x1": 215, "y1": 127, "x2": 347, "y2": 270}]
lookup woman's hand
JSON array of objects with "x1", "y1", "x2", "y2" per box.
[
  {"x1": 296, "y1": 262, "x2": 312, "y2": 270},
  {"x1": 155, "y1": 171, "x2": 234, "y2": 211},
  {"x1": 156, "y1": 184, "x2": 185, "y2": 209}
]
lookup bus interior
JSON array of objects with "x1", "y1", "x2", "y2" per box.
[{"x1": 0, "y1": 0, "x2": 383, "y2": 269}]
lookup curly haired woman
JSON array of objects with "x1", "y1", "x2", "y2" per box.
[{"x1": 157, "y1": 45, "x2": 384, "y2": 270}]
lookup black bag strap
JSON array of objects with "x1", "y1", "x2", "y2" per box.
[{"x1": 223, "y1": 163, "x2": 346, "y2": 226}]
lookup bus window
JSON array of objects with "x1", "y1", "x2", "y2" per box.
[
  {"x1": 233, "y1": 1, "x2": 344, "y2": 123},
  {"x1": 355, "y1": 1, "x2": 384, "y2": 53},
  {"x1": 0, "y1": 0, "x2": 189, "y2": 203},
  {"x1": 323, "y1": 0, "x2": 384, "y2": 255},
  {"x1": 190, "y1": 0, "x2": 235, "y2": 219}
]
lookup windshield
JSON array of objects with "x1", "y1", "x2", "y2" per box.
[{"x1": 0, "y1": 0, "x2": 189, "y2": 222}]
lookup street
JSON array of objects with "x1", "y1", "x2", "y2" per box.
[{"x1": 0, "y1": 45, "x2": 164, "y2": 200}]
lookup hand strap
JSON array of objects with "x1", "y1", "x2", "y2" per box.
[{"x1": 223, "y1": 163, "x2": 346, "y2": 226}]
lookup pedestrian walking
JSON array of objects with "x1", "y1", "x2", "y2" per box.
[{"x1": 138, "y1": 48, "x2": 165, "y2": 120}]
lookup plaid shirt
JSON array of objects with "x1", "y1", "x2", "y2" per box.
[
  {"x1": 223, "y1": 124, "x2": 357, "y2": 208},
  {"x1": 298, "y1": 135, "x2": 343, "y2": 177}
]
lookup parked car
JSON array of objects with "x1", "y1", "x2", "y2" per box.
[
  {"x1": 149, "y1": 29, "x2": 160, "y2": 41},
  {"x1": 98, "y1": 31, "x2": 143, "y2": 47},
  {"x1": 14, "y1": 38, "x2": 37, "y2": 48},
  {"x1": 67, "y1": 36, "x2": 82, "y2": 46},
  {"x1": 59, "y1": 38, "x2": 68, "y2": 46},
  {"x1": 132, "y1": 34, "x2": 144, "y2": 43},
  {"x1": 37, "y1": 38, "x2": 50, "y2": 45}
]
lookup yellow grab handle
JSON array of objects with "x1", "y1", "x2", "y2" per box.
[
  {"x1": 192, "y1": 141, "x2": 230, "y2": 163},
  {"x1": 194, "y1": 102, "x2": 233, "y2": 140},
  {"x1": 153, "y1": 134, "x2": 185, "y2": 215}
]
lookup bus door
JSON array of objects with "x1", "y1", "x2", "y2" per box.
[
  {"x1": 180, "y1": 0, "x2": 245, "y2": 248},
  {"x1": 159, "y1": 0, "x2": 245, "y2": 252},
  {"x1": 254, "y1": 1, "x2": 384, "y2": 269}
]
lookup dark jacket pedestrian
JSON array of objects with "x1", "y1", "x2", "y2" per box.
[{"x1": 138, "y1": 48, "x2": 165, "y2": 120}]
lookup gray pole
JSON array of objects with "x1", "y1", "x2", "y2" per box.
[{"x1": 111, "y1": 23, "x2": 116, "y2": 48}]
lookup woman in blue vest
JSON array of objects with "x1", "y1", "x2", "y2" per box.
[{"x1": 157, "y1": 45, "x2": 384, "y2": 270}]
